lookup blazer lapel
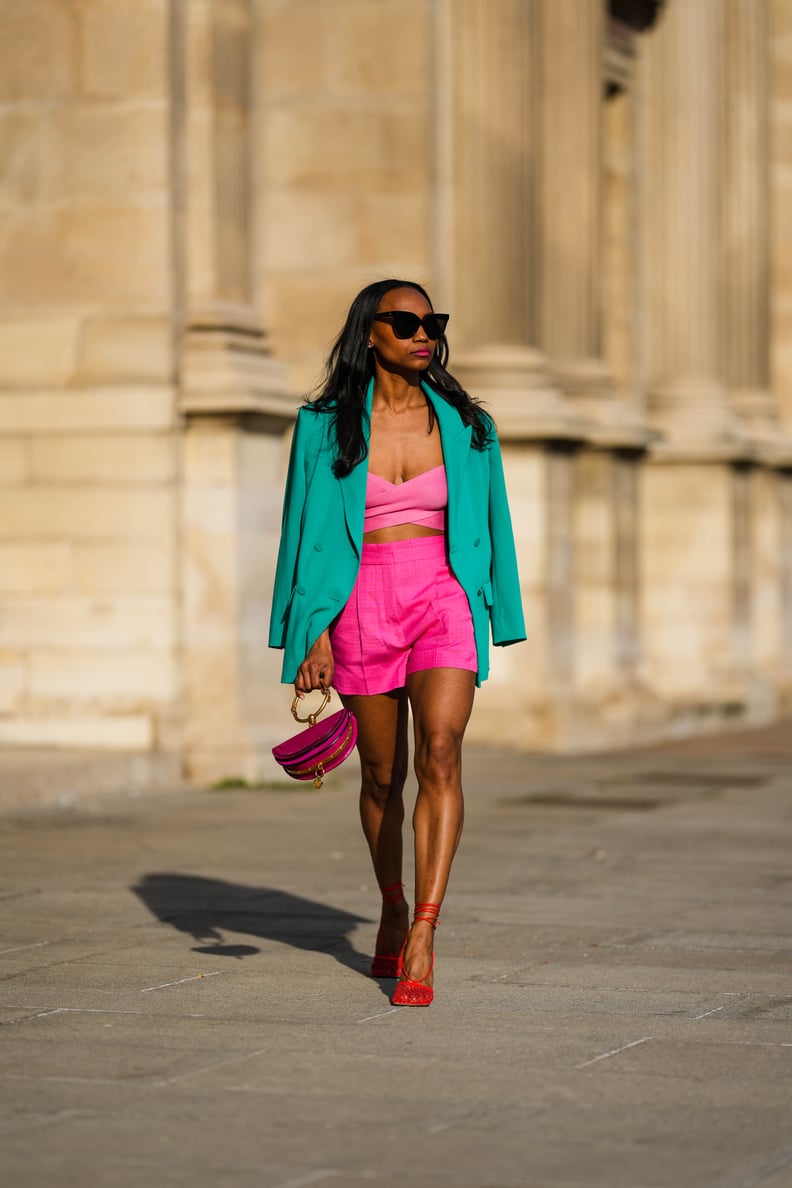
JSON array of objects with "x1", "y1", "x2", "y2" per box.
[{"x1": 422, "y1": 383, "x2": 472, "y2": 531}]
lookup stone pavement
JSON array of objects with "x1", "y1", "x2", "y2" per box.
[{"x1": 1, "y1": 723, "x2": 792, "y2": 1188}]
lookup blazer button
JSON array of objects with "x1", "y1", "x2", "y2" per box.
[
  {"x1": 473, "y1": 537, "x2": 481, "y2": 547},
  {"x1": 314, "y1": 543, "x2": 323, "y2": 551},
  {"x1": 296, "y1": 585, "x2": 306, "y2": 595}
]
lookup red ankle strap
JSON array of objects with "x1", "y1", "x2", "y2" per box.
[
  {"x1": 413, "y1": 902, "x2": 441, "y2": 929},
  {"x1": 379, "y1": 880, "x2": 406, "y2": 904}
]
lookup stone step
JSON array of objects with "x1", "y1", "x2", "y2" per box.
[{"x1": 0, "y1": 747, "x2": 184, "y2": 812}]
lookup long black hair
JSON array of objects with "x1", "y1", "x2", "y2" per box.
[{"x1": 307, "y1": 279, "x2": 493, "y2": 478}]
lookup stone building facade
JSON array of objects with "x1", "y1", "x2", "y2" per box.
[{"x1": 1, "y1": 0, "x2": 791, "y2": 782}]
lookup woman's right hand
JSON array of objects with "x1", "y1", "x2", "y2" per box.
[{"x1": 294, "y1": 630, "x2": 334, "y2": 697}]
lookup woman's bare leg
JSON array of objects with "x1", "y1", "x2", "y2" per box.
[
  {"x1": 399, "y1": 667, "x2": 476, "y2": 986},
  {"x1": 342, "y1": 689, "x2": 410, "y2": 960}
]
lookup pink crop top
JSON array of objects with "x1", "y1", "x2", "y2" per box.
[{"x1": 364, "y1": 464, "x2": 447, "y2": 533}]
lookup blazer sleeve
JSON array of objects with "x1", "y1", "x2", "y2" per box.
[
  {"x1": 487, "y1": 432, "x2": 527, "y2": 646},
  {"x1": 268, "y1": 408, "x2": 317, "y2": 649}
]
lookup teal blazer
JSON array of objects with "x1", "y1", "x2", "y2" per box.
[{"x1": 268, "y1": 379, "x2": 526, "y2": 686}]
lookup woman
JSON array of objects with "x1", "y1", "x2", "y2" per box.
[{"x1": 269, "y1": 279, "x2": 525, "y2": 1006}]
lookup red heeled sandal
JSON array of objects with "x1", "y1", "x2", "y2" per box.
[
  {"x1": 370, "y1": 880, "x2": 408, "y2": 978},
  {"x1": 391, "y1": 902, "x2": 440, "y2": 1007}
]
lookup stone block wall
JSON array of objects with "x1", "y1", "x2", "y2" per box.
[
  {"x1": 0, "y1": 0, "x2": 180, "y2": 750},
  {"x1": 179, "y1": 418, "x2": 292, "y2": 782},
  {"x1": 1, "y1": 0, "x2": 791, "y2": 777}
]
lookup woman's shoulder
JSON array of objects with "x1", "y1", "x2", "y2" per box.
[
  {"x1": 298, "y1": 397, "x2": 335, "y2": 418},
  {"x1": 295, "y1": 400, "x2": 334, "y2": 438},
  {"x1": 285, "y1": 404, "x2": 334, "y2": 474}
]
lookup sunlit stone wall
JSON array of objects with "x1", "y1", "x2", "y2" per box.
[{"x1": 0, "y1": 0, "x2": 790, "y2": 781}]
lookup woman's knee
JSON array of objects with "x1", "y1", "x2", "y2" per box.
[
  {"x1": 414, "y1": 729, "x2": 463, "y2": 787},
  {"x1": 360, "y1": 758, "x2": 407, "y2": 807}
]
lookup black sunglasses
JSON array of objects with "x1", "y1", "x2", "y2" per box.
[{"x1": 372, "y1": 311, "x2": 450, "y2": 340}]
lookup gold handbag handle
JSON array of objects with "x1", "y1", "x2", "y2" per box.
[{"x1": 291, "y1": 686, "x2": 332, "y2": 726}]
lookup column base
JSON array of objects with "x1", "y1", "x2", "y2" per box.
[
  {"x1": 180, "y1": 318, "x2": 293, "y2": 424},
  {"x1": 452, "y1": 344, "x2": 590, "y2": 441},
  {"x1": 731, "y1": 388, "x2": 792, "y2": 465},
  {"x1": 551, "y1": 356, "x2": 655, "y2": 449},
  {"x1": 649, "y1": 377, "x2": 751, "y2": 460}
]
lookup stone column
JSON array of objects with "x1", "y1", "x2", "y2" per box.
[
  {"x1": 782, "y1": 475, "x2": 792, "y2": 666},
  {"x1": 180, "y1": 417, "x2": 292, "y2": 783},
  {"x1": 639, "y1": 0, "x2": 742, "y2": 452},
  {"x1": 750, "y1": 467, "x2": 786, "y2": 684},
  {"x1": 537, "y1": 0, "x2": 648, "y2": 442},
  {"x1": 174, "y1": 0, "x2": 289, "y2": 415},
  {"x1": 574, "y1": 452, "x2": 641, "y2": 680},
  {"x1": 539, "y1": 1, "x2": 605, "y2": 420},
  {"x1": 724, "y1": 2, "x2": 792, "y2": 703},
  {"x1": 637, "y1": 1, "x2": 744, "y2": 721},
  {"x1": 771, "y1": 0, "x2": 792, "y2": 431},
  {"x1": 636, "y1": 1, "x2": 784, "y2": 732},
  {"x1": 442, "y1": 1, "x2": 650, "y2": 749},
  {"x1": 440, "y1": 0, "x2": 588, "y2": 749},
  {"x1": 445, "y1": 0, "x2": 536, "y2": 348},
  {"x1": 172, "y1": 0, "x2": 292, "y2": 781},
  {"x1": 640, "y1": 461, "x2": 743, "y2": 705},
  {"x1": 528, "y1": 2, "x2": 647, "y2": 747},
  {"x1": 723, "y1": 0, "x2": 780, "y2": 443},
  {"x1": 768, "y1": 1, "x2": 792, "y2": 694},
  {"x1": 443, "y1": 0, "x2": 580, "y2": 437},
  {"x1": 538, "y1": 0, "x2": 601, "y2": 367}
]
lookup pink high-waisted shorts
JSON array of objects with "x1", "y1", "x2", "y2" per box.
[{"x1": 329, "y1": 535, "x2": 477, "y2": 696}]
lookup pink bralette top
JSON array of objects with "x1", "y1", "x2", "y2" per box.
[{"x1": 364, "y1": 464, "x2": 447, "y2": 533}]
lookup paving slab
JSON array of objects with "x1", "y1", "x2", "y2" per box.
[{"x1": 1, "y1": 721, "x2": 792, "y2": 1187}]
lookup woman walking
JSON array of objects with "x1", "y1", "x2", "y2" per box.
[{"x1": 269, "y1": 279, "x2": 525, "y2": 1005}]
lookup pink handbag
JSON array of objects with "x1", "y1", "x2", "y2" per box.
[{"x1": 272, "y1": 688, "x2": 358, "y2": 788}]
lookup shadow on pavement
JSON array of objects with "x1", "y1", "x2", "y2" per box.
[{"x1": 131, "y1": 872, "x2": 373, "y2": 976}]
